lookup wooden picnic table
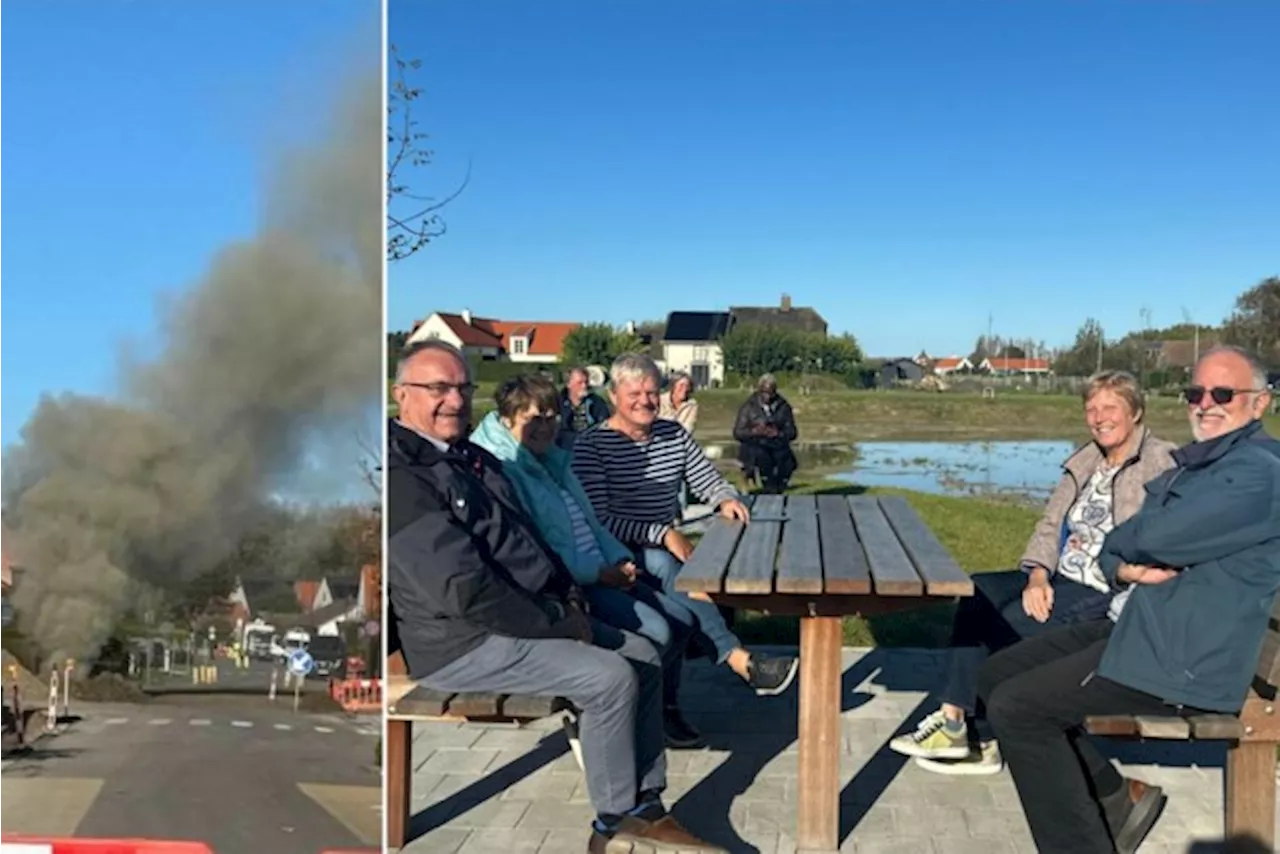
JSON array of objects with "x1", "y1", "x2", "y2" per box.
[{"x1": 675, "y1": 492, "x2": 975, "y2": 853}]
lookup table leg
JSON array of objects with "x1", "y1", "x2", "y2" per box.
[{"x1": 797, "y1": 615, "x2": 841, "y2": 852}]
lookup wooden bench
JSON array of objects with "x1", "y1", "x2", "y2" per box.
[
  {"x1": 383, "y1": 645, "x2": 579, "y2": 850},
  {"x1": 678, "y1": 492, "x2": 974, "y2": 853},
  {"x1": 1085, "y1": 597, "x2": 1280, "y2": 849}
]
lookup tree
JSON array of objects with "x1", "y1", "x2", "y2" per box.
[
  {"x1": 386, "y1": 330, "x2": 409, "y2": 378},
  {"x1": 720, "y1": 326, "x2": 862, "y2": 378},
  {"x1": 386, "y1": 45, "x2": 469, "y2": 262},
  {"x1": 561, "y1": 323, "x2": 644, "y2": 368},
  {"x1": 1053, "y1": 318, "x2": 1107, "y2": 377},
  {"x1": 1223, "y1": 276, "x2": 1280, "y2": 365}
]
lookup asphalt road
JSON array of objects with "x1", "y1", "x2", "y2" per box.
[{"x1": 2, "y1": 698, "x2": 381, "y2": 854}]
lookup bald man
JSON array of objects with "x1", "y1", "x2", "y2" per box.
[{"x1": 975, "y1": 346, "x2": 1279, "y2": 854}]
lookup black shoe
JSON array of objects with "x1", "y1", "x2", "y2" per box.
[
  {"x1": 1105, "y1": 778, "x2": 1167, "y2": 854},
  {"x1": 747, "y1": 655, "x2": 799, "y2": 696},
  {"x1": 663, "y1": 706, "x2": 705, "y2": 748}
]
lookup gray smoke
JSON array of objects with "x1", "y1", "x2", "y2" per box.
[{"x1": 4, "y1": 69, "x2": 381, "y2": 668}]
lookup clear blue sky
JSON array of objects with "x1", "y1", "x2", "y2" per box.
[
  {"x1": 388, "y1": 0, "x2": 1278, "y2": 359},
  {"x1": 2, "y1": 0, "x2": 377, "y2": 448}
]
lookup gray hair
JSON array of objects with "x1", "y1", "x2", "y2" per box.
[
  {"x1": 565, "y1": 365, "x2": 590, "y2": 382},
  {"x1": 757, "y1": 373, "x2": 778, "y2": 391},
  {"x1": 668, "y1": 370, "x2": 695, "y2": 392},
  {"x1": 610, "y1": 352, "x2": 661, "y2": 387},
  {"x1": 396, "y1": 339, "x2": 469, "y2": 383},
  {"x1": 1198, "y1": 345, "x2": 1268, "y2": 390}
]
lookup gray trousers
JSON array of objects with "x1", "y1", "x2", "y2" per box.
[{"x1": 420, "y1": 619, "x2": 667, "y2": 817}]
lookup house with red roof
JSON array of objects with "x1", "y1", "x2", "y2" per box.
[
  {"x1": 931, "y1": 356, "x2": 973, "y2": 375},
  {"x1": 407, "y1": 309, "x2": 580, "y2": 364},
  {"x1": 978, "y1": 356, "x2": 1052, "y2": 375}
]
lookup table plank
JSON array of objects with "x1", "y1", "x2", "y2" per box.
[
  {"x1": 848, "y1": 496, "x2": 921, "y2": 595},
  {"x1": 878, "y1": 495, "x2": 973, "y2": 597},
  {"x1": 777, "y1": 495, "x2": 823, "y2": 594},
  {"x1": 678, "y1": 502, "x2": 748, "y2": 593},
  {"x1": 816, "y1": 495, "x2": 871, "y2": 594},
  {"x1": 724, "y1": 494, "x2": 784, "y2": 594}
]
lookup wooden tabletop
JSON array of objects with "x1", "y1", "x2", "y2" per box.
[{"x1": 677, "y1": 493, "x2": 974, "y2": 602}]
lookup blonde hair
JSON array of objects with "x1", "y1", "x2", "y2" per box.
[{"x1": 1082, "y1": 370, "x2": 1145, "y2": 422}]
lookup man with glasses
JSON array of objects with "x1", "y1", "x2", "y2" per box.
[
  {"x1": 974, "y1": 345, "x2": 1280, "y2": 854},
  {"x1": 386, "y1": 340, "x2": 727, "y2": 854}
]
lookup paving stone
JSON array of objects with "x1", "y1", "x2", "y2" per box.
[
  {"x1": 440, "y1": 797, "x2": 530, "y2": 829},
  {"x1": 516, "y1": 798, "x2": 597, "y2": 830},
  {"x1": 934, "y1": 837, "x2": 1016, "y2": 854},
  {"x1": 401, "y1": 826, "x2": 469, "y2": 853},
  {"x1": 455, "y1": 828, "x2": 548, "y2": 852},
  {"x1": 417, "y1": 746, "x2": 501, "y2": 775},
  {"x1": 539, "y1": 828, "x2": 593, "y2": 852}
]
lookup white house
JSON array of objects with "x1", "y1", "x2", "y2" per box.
[
  {"x1": 978, "y1": 356, "x2": 1052, "y2": 376},
  {"x1": 661, "y1": 311, "x2": 732, "y2": 388},
  {"x1": 406, "y1": 311, "x2": 579, "y2": 364},
  {"x1": 932, "y1": 356, "x2": 974, "y2": 375}
]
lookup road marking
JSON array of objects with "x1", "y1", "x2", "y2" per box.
[
  {"x1": 147, "y1": 718, "x2": 172, "y2": 726},
  {"x1": 314, "y1": 726, "x2": 335, "y2": 733},
  {"x1": 230, "y1": 720, "x2": 253, "y2": 728},
  {"x1": 273, "y1": 723, "x2": 292, "y2": 731},
  {"x1": 104, "y1": 717, "x2": 129, "y2": 725},
  {"x1": 189, "y1": 719, "x2": 212, "y2": 726}
]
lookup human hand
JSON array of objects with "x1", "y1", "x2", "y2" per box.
[
  {"x1": 1118, "y1": 563, "x2": 1179, "y2": 585},
  {"x1": 1022, "y1": 571, "x2": 1054, "y2": 623},
  {"x1": 718, "y1": 498, "x2": 751, "y2": 525},
  {"x1": 663, "y1": 529, "x2": 696, "y2": 563},
  {"x1": 599, "y1": 561, "x2": 637, "y2": 589}
]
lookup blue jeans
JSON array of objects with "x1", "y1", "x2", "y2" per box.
[
  {"x1": 638, "y1": 548, "x2": 741, "y2": 665},
  {"x1": 943, "y1": 568, "x2": 1111, "y2": 724},
  {"x1": 586, "y1": 582, "x2": 695, "y2": 708}
]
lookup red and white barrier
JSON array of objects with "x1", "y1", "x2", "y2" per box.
[
  {"x1": 328, "y1": 678, "x2": 381, "y2": 713},
  {"x1": 0, "y1": 837, "x2": 214, "y2": 853}
]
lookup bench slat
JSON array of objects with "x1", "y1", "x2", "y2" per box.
[
  {"x1": 1085, "y1": 713, "x2": 1246, "y2": 741},
  {"x1": 878, "y1": 495, "x2": 973, "y2": 597},
  {"x1": 1190, "y1": 715, "x2": 1246, "y2": 740},
  {"x1": 848, "y1": 496, "x2": 921, "y2": 595},
  {"x1": 389, "y1": 685, "x2": 453, "y2": 717},
  {"x1": 678, "y1": 495, "x2": 751, "y2": 593},
  {"x1": 500, "y1": 694, "x2": 567, "y2": 719},
  {"x1": 724, "y1": 494, "x2": 784, "y2": 594},
  {"x1": 1135, "y1": 716, "x2": 1192, "y2": 739},
  {"x1": 817, "y1": 495, "x2": 871, "y2": 594},
  {"x1": 1084, "y1": 716, "x2": 1139, "y2": 737},
  {"x1": 1256, "y1": 628, "x2": 1280, "y2": 688},
  {"x1": 447, "y1": 692, "x2": 507, "y2": 718},
  {"x1": 776, "y1": 495, "x2": 823, "y2": 594}
]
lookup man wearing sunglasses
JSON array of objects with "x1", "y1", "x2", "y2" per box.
[
  {"x1": 387, "y1": 340, "x2": 728, "y2": 854},
  {"x1": 975, "y1": 345, "x2": 1279, "y2": 854}
]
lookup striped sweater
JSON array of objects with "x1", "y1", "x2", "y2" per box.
[{"x1": 571, "y1": 419, "x2": 740, "y2": 547}]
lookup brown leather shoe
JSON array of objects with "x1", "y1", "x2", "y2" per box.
[
  {"x1": 1105, "y1": 777, "x2": 1167, "y2": 854},
  {"x1": 586, "y1": 815, "x2": 729, "y2": 853}
]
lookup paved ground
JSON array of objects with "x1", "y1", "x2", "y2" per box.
[
  {"x1": 2, "y1": 698, "x2": 381, "y2": 854},
  {"x1": 404, "y1": 647, "x2": 1279, "y2": 853}
]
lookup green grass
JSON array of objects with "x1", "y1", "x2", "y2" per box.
[{"x1": 729, "y1": 480, "x2": 1040, "y2": 649}]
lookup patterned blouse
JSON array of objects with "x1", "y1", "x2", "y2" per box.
[{"x1": 1056, "y1": 464, "x2": 1121, "y2": 594}]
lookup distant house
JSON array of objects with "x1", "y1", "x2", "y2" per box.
[
  {"x1": 227, "y1": 577, "x2": 300, "y2": 624},
  {"x1": 880, "y1": 358, "x2": 927, "y2": 385},
  {"x1": 407, "y1": 310, "x2": 579, "y2": 364},
  {"x1": 730, "y1": 294, "x2": 828, "y2": 337},
  {"x1": 979, "y1": 357, "x2": 1052, "y2": 376},
  {"x1": 661, "y1": 311, "x2": 733, "y2": 388},
  {"x1": 1152, "y1": 338, "x2": 1219, "y2": 372},
  {"x1": 932, "y1": 356, "x2": 973, "y2": 375},
  {"x1": 295, "y1": 599, "x2": 361, "y2": 638}
]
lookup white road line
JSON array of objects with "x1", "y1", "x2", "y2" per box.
[
  {"x1": 230, "y1": 720, "x2": 253, "y2": 728},
  {"x1": 273, "y1": 723, "x2": 292, "y2": 731},
  {"x1": 147, "y1": 718, "x2": 172, "y2": 726},
  {"x1": 313, "y1": 726, "x2": 335, "y2": 733},
  {"x1": 104, "y1": 717, "x2": 129, "y2": 725},
  {"x1": 189, "y1": 719, "x2": 212, "y2": 726}
]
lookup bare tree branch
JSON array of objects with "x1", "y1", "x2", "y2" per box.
[{"x1": 387, "y1": 44, "x2": 469, "y2": 261}]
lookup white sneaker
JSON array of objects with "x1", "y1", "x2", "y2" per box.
[
  {"x1": 888, "y1": 710, "x2": 971, "y2": 760},
  {"x1": 915, "y1": 741, "x2": 1004, "y2": 776}
]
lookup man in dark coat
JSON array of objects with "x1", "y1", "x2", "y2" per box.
[
  {"x1": 558, "y1": 366, "x2": 611, "y2": 449},
  {"x1": 387, "y1": 340, "x2": 725, "y2": 853},
  {"x1": 977, "y1": 346, "x2": 1280, "y2": 854},
  {"x1": 732, "y1": 373, "x2": 798, "y2": 493}
]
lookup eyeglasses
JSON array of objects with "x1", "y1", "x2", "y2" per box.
[
  {"x1": 1183, "y1": 385, "x2": 1265, "y2": 406},
  {"x1": 399, "y1": 381, "x2": 476, "y2": 398}
]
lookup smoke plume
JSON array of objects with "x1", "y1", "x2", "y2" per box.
[{"x1": 4, "y1": 69, "x2": 382, "y2": 667}]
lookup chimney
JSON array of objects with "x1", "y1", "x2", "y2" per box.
[
  {"x1": 781, "y1": 294, "x2": 792, "y2": 312},
  {"x1": 624, "y1": 320, "x2": 636, "y2": 335},
  {"x1": 461, "y1": 308, "x2": 473, "y2": 326}
]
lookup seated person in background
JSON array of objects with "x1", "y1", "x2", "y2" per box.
[
  {"x1": 387, "y1": 340, "x2": 725, "y2": 854},
  {"x1": 976, "y1": 346, "x2": 1280, "y2": 854},
  {"x1": 891, "y1": 370, "x2": 1176, "y2": 777},
  {"x1": 572, "y1": 352, "x2": 801, "y2": 727},
  {"x1": 558, "y1": 365, "x2": 611, "y2": 449},
  {"x1": 471, "y1": 373, "x2": 707, "y2": 748},
  {"x1": 732, "y1": 374, "x2": 798, "y2": 493},
  {"x1": 659, "y1": 371, "x2": 699, "y2": 435}
]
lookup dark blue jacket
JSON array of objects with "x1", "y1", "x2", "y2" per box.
[
  {"x1": 1098, "y1": 421, "x2": 1280, "y2": 713},
  {"x1": 557, "y1": 390, "x2": 611, "y2": 449}
]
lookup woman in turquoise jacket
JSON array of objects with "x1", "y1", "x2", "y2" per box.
[{"x1": 471, "y1": 374, "x2": 704, "y2": 748}]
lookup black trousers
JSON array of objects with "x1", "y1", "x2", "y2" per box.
[{"x1": 976, "y1": 620, "x2": 1184, "y2": 854}]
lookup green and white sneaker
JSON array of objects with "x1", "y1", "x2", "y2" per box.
[
  {"x1": 887, "y1": 710, "x2": 971, "y2": 760},
  {"x1": 915, "y1": 741, "x2": 1004, "y2": 776}
]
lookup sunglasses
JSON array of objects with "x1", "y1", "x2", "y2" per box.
[{"x1": 1183, "y1": 385, "x2": 1264, "y2": 406}]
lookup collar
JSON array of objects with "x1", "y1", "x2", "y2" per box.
[{"x1": 1174, "y1": 419, "x2": 1264, "y2": 470}]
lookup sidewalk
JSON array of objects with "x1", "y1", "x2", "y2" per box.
[{"x1": 402, "y1": 647, "x2": 1273, "y2": 853}]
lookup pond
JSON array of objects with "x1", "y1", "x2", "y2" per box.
[{"x1": 706, "y1": 439, "x2": 1074, "y2": 503}]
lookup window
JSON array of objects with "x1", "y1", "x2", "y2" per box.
[
  {"x1": 512, "y1": 337, "x2": 527, "y2": 355},
  {"x1": 693, "y1": 346, "x2": 709, "y2": 362}
]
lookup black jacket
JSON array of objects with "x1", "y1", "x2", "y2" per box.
[
  {"x1": 387, "y1": 419, "x2": 583, "y2": 679},
  {"x1": 557, "y1": 390, "x2": 611, "y2": 448},
  {"x1": 733, "y1": 392, "x2": 798, "y2": 448}
]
